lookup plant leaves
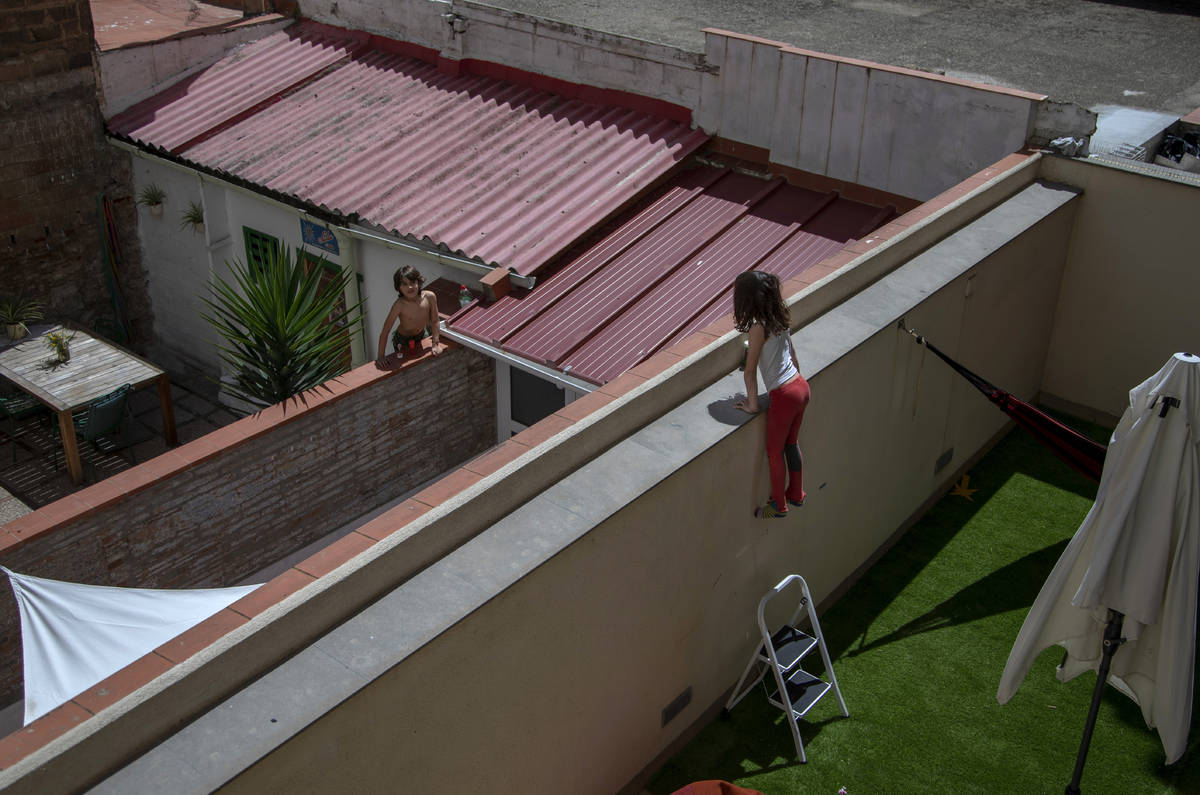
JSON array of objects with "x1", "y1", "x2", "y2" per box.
[{"x1": 200, "y1": 246, "x2": 363, "y2": 408}]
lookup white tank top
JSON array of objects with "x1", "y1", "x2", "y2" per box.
[{"x1": 758, "y1": 329, "x2": 798, "y2": 392}]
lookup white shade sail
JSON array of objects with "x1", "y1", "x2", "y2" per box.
[
  {"x1": 4, "y1": 567, "x2": 260, "y2": 726},
  {"x1": 997, "y1": 352, "x2": 1200, "y2": 763}
]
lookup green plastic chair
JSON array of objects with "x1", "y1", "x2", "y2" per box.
[
  {"x1": 50, "y1": 383, "x2": 136, "y2": 472},
  {"x1": 0, "y1": 391, "x2": 47, "y2": 464}
]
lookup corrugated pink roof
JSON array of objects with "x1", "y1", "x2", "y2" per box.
[
  {"x1": 450, "y1": 165, "x2": 894, "y2": 385},
  {"x1": 109, "y1": 24, "x2": 367, "y2": 151},
  {"x1": 107, "y1": 21, "x2": 708, "y2": 274}
]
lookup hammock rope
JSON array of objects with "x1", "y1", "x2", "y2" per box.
[{"x1": 900, "y1": 322, "x2": 1106, "y2": 482}]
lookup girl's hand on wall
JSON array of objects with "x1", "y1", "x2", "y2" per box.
[{"x1": 734, "y1": 398, "x2": 759, "y2": 414}]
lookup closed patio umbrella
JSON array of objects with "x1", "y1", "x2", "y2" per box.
[{"x1": 997, "y1": 352, "x2": 1200, "y2": 788}]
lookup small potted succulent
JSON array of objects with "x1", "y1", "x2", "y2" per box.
[
  {"x1": 137, "y1": 183, "x2": 167, "y2": 216},
  {"x1": 180, "y1": 200, "x2": 205, "y2": 234},
  {"x1": 0, "y1": 295, "x2": 44, "y2": 340},
  {"x1": 44, "y1": 329, "x2": 76, "y2": 363}
]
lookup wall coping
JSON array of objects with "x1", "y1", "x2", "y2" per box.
[
  {"x1": 703, "y1": 28, "x2": 1047, "y2": 103},
  {"x1": 0, "y1": 150, "x2": 1041, "y2": 785}
]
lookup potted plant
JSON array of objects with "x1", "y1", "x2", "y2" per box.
[
  {"x1": 137, "y1": 183, "x2": 167, "y2": 216},
  {"x1": 180, "y1": 201, "x2": 205, "y2": 233},
  {"x1": 44, "y1": 329, "x2": 75, "y2": 363},
  {"x1": 0, "y1": 295, "x2": 44, "y2": 340}
]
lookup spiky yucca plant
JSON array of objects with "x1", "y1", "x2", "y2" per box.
[{"x1": 201, "y1": 246, "x2": 362, "y2": 408}]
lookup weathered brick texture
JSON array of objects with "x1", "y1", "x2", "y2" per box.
[
  {"x1": 0, "y1": 348, "x2": 497, "y2": 705},
  {"x1": 0, "y1": 0, "x2": 153, "y2": 345}
]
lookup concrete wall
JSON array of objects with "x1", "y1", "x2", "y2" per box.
[
  {"x1": 1040, "y1": 157, "x2": 1200, "y2": 420},
  {"x1": 212, "y1": 182, "x2": 1078, "y2": 795},
  {"x1": 296, "y1": 2, "x2": 1043, "y2": 200},
  {"x1": 0, "y1": 346, "x2": 496, "y2": 707},
  {"x1": 697, "y1": 30, "x2": 1044, "y2": 201},
  {"x1": 97, "y1": 17, "x2": 292, "y2": 117},
  {"x1": 302, "y1": 0, "x2": 707, "y2": 110}
]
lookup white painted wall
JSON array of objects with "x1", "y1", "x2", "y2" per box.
[
  {"x1": 98, "y1": 19, "x2": 292, "y2": 117},
  {"x1": 698, "y1": 31, "x2": 1043, "y2": 201},
  {"x1": 131, "y1": 155, "x2": 388, "y2": 381},
  {"x1": 133, "y1": 158, "x2": 223, "y2": 376}
]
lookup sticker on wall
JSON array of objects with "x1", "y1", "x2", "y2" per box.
[{"x1": 300, "y1": 219, "x2": 339, "y2": 255}]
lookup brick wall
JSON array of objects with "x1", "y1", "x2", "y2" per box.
[
  {"x1": 0, "y1": 346, "x2": 496, "y2": 705},
  {"x1": 0, "y1": 0, "x2": 152, "y2": 343}
]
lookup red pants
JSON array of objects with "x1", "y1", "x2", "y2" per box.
[{"x1": 766, "y1": 374, "x2": 810, "y2": 511}]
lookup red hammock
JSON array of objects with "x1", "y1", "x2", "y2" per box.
[{"x1": 907, "y1": 328, "x2": 1106, "y2": 482}]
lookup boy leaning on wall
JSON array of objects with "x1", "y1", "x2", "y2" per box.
[{"x1": 375, "y1": 265, "x2": 444, "y2": 366}]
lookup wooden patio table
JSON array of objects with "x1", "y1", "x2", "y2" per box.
[{"x1": 0, "y1": 324, "x2": 177, "y2": 485}]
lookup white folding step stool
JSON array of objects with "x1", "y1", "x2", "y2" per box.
[{"x1": 724, "y1": 574, "x2": 848, "y2": 763}]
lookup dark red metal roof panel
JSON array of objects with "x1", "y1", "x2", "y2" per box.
[
  {"x1": 449, "y1": 168, "x2": 891, "y2": 385},
  {"x1": 450, "y1": 166, "x2": 726, "y2": 346},
  {"x1": 561, "y1": 184, "x2": 832, "y2": 383},
  {"x1": 665, "y1": 231, "x2": 846, "y2": 350},
  {"x1": 107, "y1": 21, "x2": 709, "y2": 275},
  {"x1": 501, "y1": 171, "x2": 778, "y2": 366}
]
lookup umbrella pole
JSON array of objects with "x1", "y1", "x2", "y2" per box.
[{"x1": 1065, "y1": 609, "x2": 1125, "y2": 795}]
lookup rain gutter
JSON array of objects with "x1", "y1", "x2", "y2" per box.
[
  {"x1": 439, "y1": 323, "x2": 596, "y2": 393},
  {"x1": 337, "y1": 224, "x2": 536, "y2": 290}
]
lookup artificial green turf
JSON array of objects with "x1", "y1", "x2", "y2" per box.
[{"x1": 648, "y1": 416, "x2": 1200, "y2": 795}]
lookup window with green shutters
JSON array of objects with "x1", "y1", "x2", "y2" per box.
[{"x1": 242, "y1": 227, "x2": 279, "y2": 278}]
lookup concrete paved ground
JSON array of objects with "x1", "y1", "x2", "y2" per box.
[{"x1": 491, "y1": 0, "x2": 1200, "y2": 117}]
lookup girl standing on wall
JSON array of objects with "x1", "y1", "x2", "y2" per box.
[{"x1": 733, "y1": 270, "x2": 810, "y2": 519}]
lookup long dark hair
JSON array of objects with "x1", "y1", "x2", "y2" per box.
[{"x1": 733, "y1": 270, "x2": 789, "y2": 336}]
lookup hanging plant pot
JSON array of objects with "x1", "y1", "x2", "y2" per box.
[
  {"x1": 180, "y1": 200, "x2": 205, "y2": 234},
  {"x1": 137, "y1": 183, "x2": 167, "y2": 216}
]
